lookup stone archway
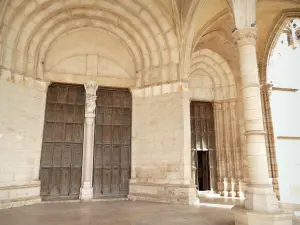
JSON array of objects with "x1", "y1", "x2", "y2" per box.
[{"x1": 188, "y1": 48, "x2": 244, "y2": 198}]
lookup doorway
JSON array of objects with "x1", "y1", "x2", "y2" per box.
[
  {"x1": 93, "y1": 87, "x2": 132, "y2": 198},
  {"x1": 190, "y1": 101, "x2": 215, "y2": 191},
  {"x1": 40, "y1": 83, "x2": 85, "y2": 201}
]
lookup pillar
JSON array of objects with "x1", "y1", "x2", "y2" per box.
[
  {"x1": 80, "y1": 81, "x2": 98, "y2": 201},
  {"x1": 229, "y1": 101, "x2": 241, "y2": 197},
  {"x1": 213, "y1": 102, "x2": 225, "y2": 195},
  {"x1": 232, "y1": 28, "x2": 292, "y2": 225}
]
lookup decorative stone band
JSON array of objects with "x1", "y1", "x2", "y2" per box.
[
  {"x1": 244, "y1": 130, "x2": 267, "y2": 136},
  {"x1": 277, "y1": 136, "x2": 300, "y2": 140},
  {"x1": 0, "y1": 183, "x2": 40, "y2": 190},
  {"x1": 131, "y1": 81, "x2": 189, "y2": 98},
  {"x1": 272, "y1": 87, "x2": 298, "y2": 92},
  {"x1": 232, "y1": 27, "x2": 258, "y2": 46},
  {"x1": 0, "y1": 68, "x2": 50, "y2": 92}
]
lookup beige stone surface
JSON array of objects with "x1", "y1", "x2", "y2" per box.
[
  {"x1": 130, "y1": 89, "x2": 197, "y2": 204},
  {"x1": 0, "y1": 80, "x2": 46, "y2": 208},
  {"x1": 0, "y1": 201, "x2": 234, "y2": 225}
]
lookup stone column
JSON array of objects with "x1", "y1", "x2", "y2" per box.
[
  {"x1": 80, "y1": 81, "x2": 98, "y2": 201},
  {"x1": 233, "y1": 27, "x2": 278, "y2": 212},
  {"x1": 223, "y1": 102, "x2": 232, "y2": 197},
  {"x1": 213, "y1": 102, "x2": 225, "y2": 195},
  {"x1": 229, "y1": 100, "x2": 239, "y2": 197},
  {"x1": 232, "y1": 28, "x2": 292, "y2": 224}
]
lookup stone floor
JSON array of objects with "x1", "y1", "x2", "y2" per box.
[{"x1": 0, "y1": 200, "x2": 234, "y2": 225}]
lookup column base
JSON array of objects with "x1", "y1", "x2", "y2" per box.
[
  {"x1": 79, "y1": 182, "x2": 93, "y2": 201},
  {"x1": 245, "y1": 184, "x2": 279, "y2": 212},
  {"x1": 232, "y1": 205, "x2": 293, "y2": 225}
]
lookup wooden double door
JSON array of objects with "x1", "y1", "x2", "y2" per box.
[
  {"x1": 40, "y1": 83, "x2": 85, "y2": 201},
  {"x1": 40, "y1": 84, "x2": 132, "y2": 200},
  {"x1": 93, "y1": 87, "x2": 131, "y2": 198},
  {"x1": 190, "y1": 102, "x2": 215, "y2": 191}
]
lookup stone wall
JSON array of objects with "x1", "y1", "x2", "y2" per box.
[
  {"x1": 0, "y1": 80, "x2": 46, "y2": 209},
  {"x1": 129, "y1": 84, "x2": 197, "y2": 204}
]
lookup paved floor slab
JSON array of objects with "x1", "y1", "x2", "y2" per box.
[{"x1": 0, "y1": 200, "x2": 234, "y2": 225}]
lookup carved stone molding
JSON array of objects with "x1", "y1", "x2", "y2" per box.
[
  {"x1": 233, "y1": 27, "x2": 258, "y2": 46},
  {"x1": 131, "y1": 81, "x2": 189, "y2": 98},
  {"x1": 0, "y1": 68, "x2": 50, "y2": 92},
  {"x1": 84, "y1": 81, "x2": 98, "y2": 114}
]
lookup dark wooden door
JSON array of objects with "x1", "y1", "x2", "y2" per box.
[
  {"x1": 93, "y1": 87, "x2": 131, "y2": 198},
  {"x1": 40, "y1": 83, "x2": 85, "y2": 201},
  {"x1": 190, "y1": 102, "x2": 215, "y2": 191}
]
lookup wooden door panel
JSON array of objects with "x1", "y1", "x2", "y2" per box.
[
  {"x1": 72, "y1": 144, "x2": 83, "y2": 168},
  {"x1": 102, "y1": 169, "x2": 111, "y2": 194},
  {"x1": 111, "y1": 146, "x2": 120, "y2": 168},
  {"x1": 121, "y1": 147, "x2": 130, "y2": 168},
  {"x1": 111, "y1": 169, "x2": 120, "y2": 193},
  {"x1": 93, "y1": 169, "x2": 102, "y2": 195},
  {"x1": 103, "y1": 145, "x2": 111, "y2": 169},
  {"x1": 61, "y1": 144, "x2": 72, "y2": 167},
  {"x1": 43, "y1": 123, "x2": 54, "y2": 142},
  {"x1": 73, "y1": 124, "x2": 84, "y2": 142},
  {"x1": 113, "y1": 108, "x2": 122, "y2": 125},
  {"x1": 40, "y1": 84, "x2": 84, "y2": 200},
  {"x1": 65, "y1": 106, "x2": 74, "y2": 123},
  {"x1": 53, "y1": 123, "x2": 64, "y2": 142},
  {"x1": 93, "y1": 88, "x2": 131, "y2": 198},
  {"x1": 56, "y1": 104, "x2": 65, "y2": 122},
  {"x1": 95, "y1": 126, "x2": 103, "y2": 144},
  {"x1": 103, "y1": 126, "x2": 112, "y2": 144},
  {"x1": 50, "y1": 168, "x2": 61, "y2": 196},
  {"x1": 70, "y1": 168, "x2": 81, "y2": 195},
  {"x1": 65, "y1": 124, "x2": 73, "y2": 142},
  {"x1": 120, "y1": 169, "x2": 129, "y2": 192},
  {"x1": 56, "y1": 86, "x2": 68, "y2": 103},
  {"x1": 41, "y1": 143, "x2": 53, "y2": 167},
  {"x1": 113, "y1": 126, "x2": 122, "y2": 145},
  {"x1": 74, "y1": 106, "x2": 85, "y2": 123},
  {"x1": 191, "y1": 102, "x2": 215, "y2": 191},
  {"x1": 45, "y1": 104, "x2": 56, "y2": 122},
  {"x1": 60, "y1": 168, "x2": 71, "y2": 195},
  {"x1": 52, "y1": 144, "x2": 62, "y2": 167},
  {"x1": 122, "y1": 126, "x2": 131, "y2": 145},
  {"x1": 94, "y1": 145, "x2": 102, "y2": 168},
  {"x1": 40, "y1": 169, "x2": 51, "y2": 195},
  {"x1": 67, "y1": 87, "x2": 78, "y2": 104}
]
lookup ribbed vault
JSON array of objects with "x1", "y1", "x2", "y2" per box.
[
  {"x1": 0, "y1": 0, "x2": 179, "y2": 87},
  {"x1": 189, "y1": 48, "x2": 236, "y2": 101}
]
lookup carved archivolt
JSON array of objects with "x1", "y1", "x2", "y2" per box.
[
  {"x1": 0, "y1": 0, "x2": 179, "y2": 87},
  {"x1": 189, "y1": 48, "x2": 236, "y2": 101}
]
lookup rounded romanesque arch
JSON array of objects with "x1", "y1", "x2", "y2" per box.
[
  {"x1": 189, "y1": 48, "x2": 236, "y2": 101},
  {"x1": 0, "y1": 0, "x2": 179, "y2": 88}
]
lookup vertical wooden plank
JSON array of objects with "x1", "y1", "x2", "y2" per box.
[
  {"x1": 93, "y1": 88, "x2": 131, "y2": 198},
  {"x1": 40, "y1": 84, "x2": 84, "y2": 200}
]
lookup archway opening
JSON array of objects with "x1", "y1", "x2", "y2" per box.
[{"x1": 266, "y1": 17, "x2": 300, "y2": 205}]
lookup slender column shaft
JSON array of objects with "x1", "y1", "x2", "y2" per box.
[
  {"x1": 223, "y1": 102, "x2": 233, "y2": 196},
  {"x1": 213, "y1": 103, "x2": 222, "y2": 193},
  {"x1": 229, "y1": 101, "x2": 240, "y2": 196},
  {"x1": 233, "y1": 28, "x2": 278, "y2": 212},
  {"x1": 80, "y1": 81, "x2": 98, "y2": 201}
]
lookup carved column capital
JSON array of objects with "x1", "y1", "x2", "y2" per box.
[
  {"x1": 213, "y1": 102, "x2": 223, "y2": 110},
  {"x1": 233, "y1": 27, "x2": 257, "y2": 46},
  {"x1": 229, "y1": 100, "x2": 237, "y2": 109},
  {"x1": 84, "y1": 81, "x2": 98, "y2": 114}
]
